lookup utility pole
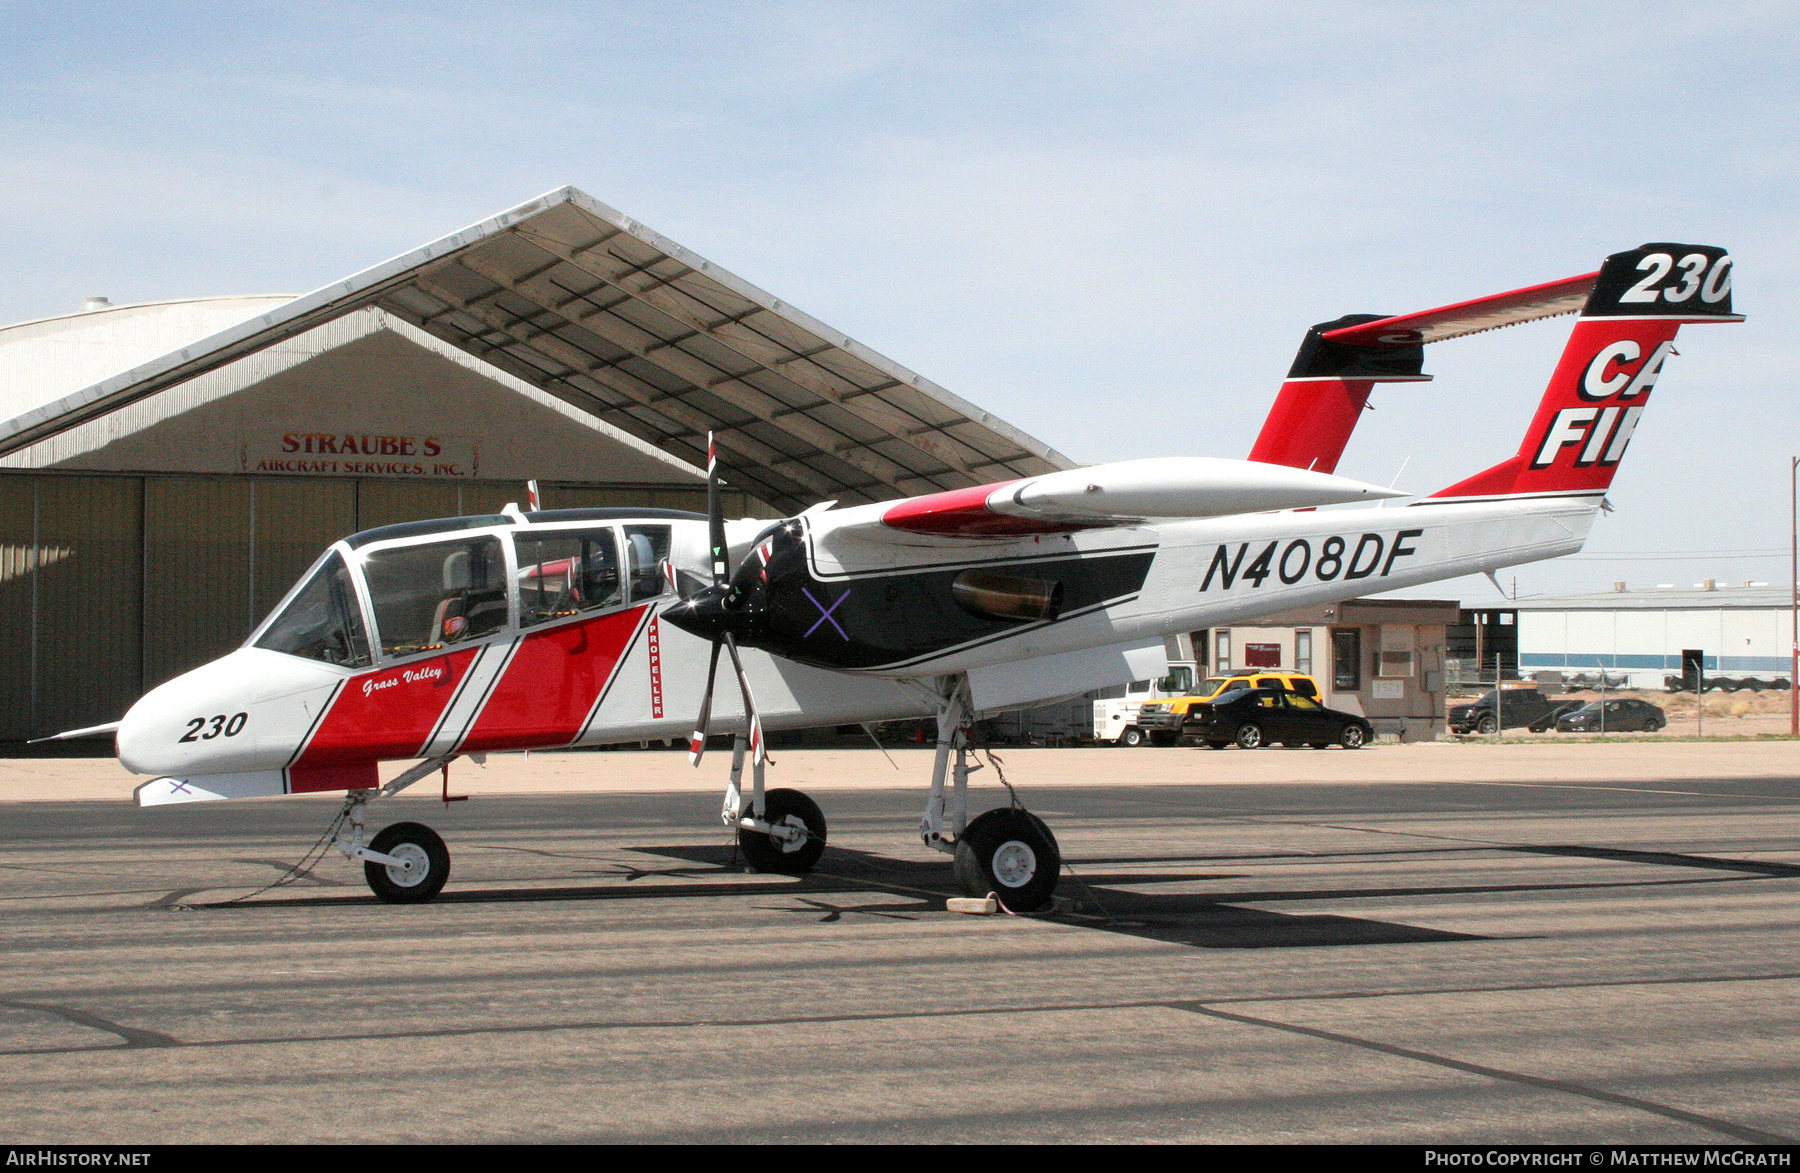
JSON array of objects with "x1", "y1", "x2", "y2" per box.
[{"x1": 1791, "y1": 455, "x2": 1797, "y2": 737}]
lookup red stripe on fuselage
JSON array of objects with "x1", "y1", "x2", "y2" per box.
[
  {"x1": 294, "y1": 648, "x2": 479, "y2": 768},
  {"x1": 457, "y1": 606, "x2": 648, "y2": 754}
]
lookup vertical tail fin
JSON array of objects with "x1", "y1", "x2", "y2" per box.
[
  {"x1": 1429, "y1": 243, "x2": 1741, "y2": 503},
  {"x1": 1248, "y1": 315, "x2": 1431, "y2": 474}
]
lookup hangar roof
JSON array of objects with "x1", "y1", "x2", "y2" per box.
[
  {"x1": 0, "y1": 187, "x2": 1074, "y2": 513},
  {"x1": 1513, "y1": 586, "x2": 1791, "y2": 611}
]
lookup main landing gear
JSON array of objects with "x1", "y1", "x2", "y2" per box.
[
  {"x1": 920, "y1": 677, "x2": 1062, "y2": 912},
  {"x1": 711, "y1": 675, "x2": 1062, "y2": 911},
  {"x1": 720, "y1": 733, "x2": 827, "y2": 873}
]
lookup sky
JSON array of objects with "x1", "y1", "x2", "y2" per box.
[{"x1": 1, "y1": 0, "x2": 1796, "y2": 602}]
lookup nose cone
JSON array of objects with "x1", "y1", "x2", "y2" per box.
[
  {"x1": 117, "y1": 648, "x2": 340, "y2": 777},
  {"x1": 662, "y1": 585, "x2": 742, "y2": 644}
]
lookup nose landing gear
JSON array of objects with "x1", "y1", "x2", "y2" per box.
[
  {"x1": 330, "y1": 762, "x2": 457, "y2": 903},
  {"x1": 362, "y1": 822, "x2": 451, "y2": 903}
]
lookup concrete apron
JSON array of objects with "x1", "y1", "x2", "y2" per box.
[{"x1": 1, "y1": 739, "x2": 1797, "y2": 803}]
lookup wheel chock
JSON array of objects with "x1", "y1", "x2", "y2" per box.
[{"x1": 947, "y1": 895, "x2": 998, "y2": 915}]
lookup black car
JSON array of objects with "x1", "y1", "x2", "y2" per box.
[
  {"x1": 1447, "y1": 689, "x2": 1577, "y2": 735},
  {"x1": 1555, "y1": 698, "x2": 1666, "y2": 733},
  {"x1": 1179, "y1": 687, "x2": 1374, "y2": 749}
]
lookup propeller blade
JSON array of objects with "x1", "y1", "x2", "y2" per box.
[
  {"x1": 723, "y1": 633, "x2": 766, "y2": 766},
  {"x1": 706, "y1": 431, "x2": 729, "y2": 587},
  {"x1": 688, "y1": 638, "x2": 724, "y2": 766}
]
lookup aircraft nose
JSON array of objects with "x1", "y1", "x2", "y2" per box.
[{"x1": 115, "y1": 648, "x2": 338, "y2": 778}]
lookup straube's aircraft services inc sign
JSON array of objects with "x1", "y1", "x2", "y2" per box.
[{"x1": 241, "y1": 432, "x2": 480, "y2": 478}]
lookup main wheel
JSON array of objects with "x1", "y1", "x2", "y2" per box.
[
  {"x1": 1121, "y1": 726, "x2": 1148, "y2": 747},
  {"x1": 364, "y1": 822, "x2": 450, "y2": 904},
  {"x1": 1475, "y1": 714, "x2": 1498, "y2": 735},
  {"x1": 1339, "y1": 724, "x2": 1367, "y2": 749},
  {"x1": 1643, "y1": 717, "x2": 1664, "y2": 733},
  {"x1": 954, "y1": 807, "x2": 1060, "y2": 911},
  {"x1": 1234, "y1": 722, "x2": 1264, "y2": 749},
  {"x1": 738, "y1": 788, "x2": 827, "y2": 874}
]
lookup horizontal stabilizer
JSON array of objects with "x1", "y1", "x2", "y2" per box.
[
  {"x1": 874, "y1": 458, "x2": 1406, "y2": 540},
  {"x1": 1322, "y1": 272, "x2": 1599, "y2": 348}
]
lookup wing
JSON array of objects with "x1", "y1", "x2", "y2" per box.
[{"x1": 830, "y1": 457, "x2": 1405, "y2": 543}]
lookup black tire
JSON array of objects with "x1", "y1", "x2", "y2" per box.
[
  {"x1": 1308, "y1": 742, "x2": 1329, "y2": 750},
  {"x1": 953, "y1": 807, "x2": 1060, "y2": 911},
  {"x1": 1643, "y1": 717, "x2": 1664, "y2": 733},
  {"x1": 1121, "y1": 726, "x2": 1148, "y2": 747},
  {"x1": 364, "y1": 822, "x2": 450, "y2": 904},
  {"x1": 1149, "y1": 730, "x2": 1179, "y2": 747},
  {"x1": 738, "y1": 788, "x2": 827, "y2": 874},
  {"x1": 1340, "y1": 724, "x2": 1367, "y2": 749},
  {"x1": 1205, "y1": 740, "x2": 1230, "y2": 750},
  {"x1": 1475, "y1": 714, "x2": 1498, "y2": 735},
  {"x1": 1234, "y1": 723, "x2": 1264, "y2": 749}
]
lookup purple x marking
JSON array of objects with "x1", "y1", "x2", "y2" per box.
[
  {"x1": 802, "y1": 587, "x2": 851, "y2": 640},
  {"x1": 168, "y1": 780, "x2": 192, "y2": 795}
]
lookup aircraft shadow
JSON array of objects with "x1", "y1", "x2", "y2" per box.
[
  {"x1": 207, "y1": 841, "x2": 1758, "y2": 953},
  {"x1": 644, "y1": 842, "x2": 1488, "y2": 950}
]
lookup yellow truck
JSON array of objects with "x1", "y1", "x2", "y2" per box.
[{"x1": 1127, "y1": 670, "x2": 1324, "y2": 745}]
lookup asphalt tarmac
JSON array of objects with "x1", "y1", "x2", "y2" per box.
[{"x1": 1, "y1": 774, "x2": 1797, "y2": 1144}]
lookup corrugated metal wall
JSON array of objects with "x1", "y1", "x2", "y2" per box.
[{"x1": 0, "y1": 473, "x2": 735, "y2": 741}]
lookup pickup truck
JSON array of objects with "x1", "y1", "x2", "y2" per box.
[{"x1": 1446, "y1": 689, "x2": 1581, "y2": 735}]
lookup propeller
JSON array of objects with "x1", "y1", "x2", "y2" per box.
[{"x1": 686, "y1": 433, "x2": 766, "y2": 769}]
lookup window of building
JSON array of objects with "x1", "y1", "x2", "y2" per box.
[
  {"x1": 363, "y1": 536, "x2": 508, "y2": 657},
  {"x1": 1378, "y1": 650, "x2": 1415, "y2": 677},
  {"x1": 515, "y1": 528, "x2": 623, "y2": 628},
  {"x1": 1191, "y1": 629, "x2": 1210, "y2": 671},
  {"x1": 255, "y1": 552, "x2": 371, "y2": 668},
  {"x1": 1216, "y1": 630, "x2": 1232, "y2": 673},
  {"x1": 1295, "y1": 629, "x2": 1312, "y2": 676},
  {"x1": 1332, "y1": 628, "x2": 1362, "y2": 691},
  {"x1": 624, "y1": 525, "x2": 673, "y2": 602}
]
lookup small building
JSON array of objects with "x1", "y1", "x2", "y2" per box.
[
  {"x1": 1069, "y1": 596, "x2": 1460, "y2": 743},
  {"x1": 1515, "y1": 583, "x2": 1796, "y2": 691},
  {"x1": 1209, "y1": 597, "x2": 1459, "y2": 741}
]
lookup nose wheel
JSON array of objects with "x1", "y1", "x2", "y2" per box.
[{"x1": 363, "y1": 821, "x2": 451, "y2": 903}]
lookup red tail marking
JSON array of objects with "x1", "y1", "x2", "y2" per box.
[
  {"x1": 1248, "y1": 380, "x2": 1376, "y2": 475},
  {"x1": 1430, "y1": 318, "x2": 1680, "y2": 500}
]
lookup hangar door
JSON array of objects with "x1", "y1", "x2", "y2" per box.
[{"x1": 0, "y1": 472, "x2": 742, "y2": 741}]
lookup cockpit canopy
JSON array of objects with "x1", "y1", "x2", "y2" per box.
[{"x1": 252, "y1": 516, "x2": 685, "y2": 669}]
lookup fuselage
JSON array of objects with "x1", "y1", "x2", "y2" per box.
[{"x1": 118, "y1": 494, "x2": 1595, "y2": 787}]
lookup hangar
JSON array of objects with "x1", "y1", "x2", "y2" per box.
[
  {"x1": 1514, "y1": 582, "x2": 1795, "y2": 691},
  {"x1": 0, "y1": 187, "x2": 1071, "y2": 741}
]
